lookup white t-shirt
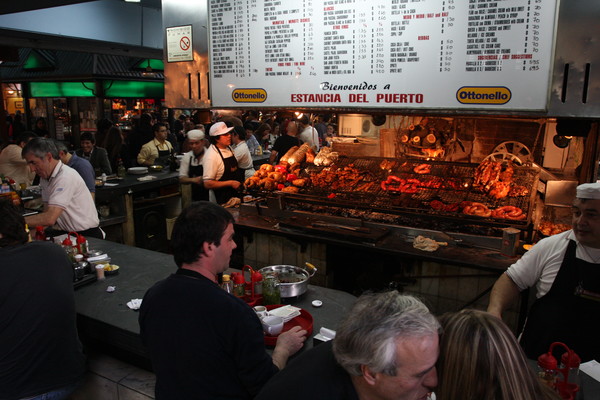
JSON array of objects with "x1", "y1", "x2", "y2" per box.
[
  {"x1": 179, "y1": 150, "x2": 204, "y2": 178},
  {"x1": 41, "y1": 161, "x2": 99, "y2": 232},
  {"x1": 506, "y1": 230, "x2": 600, "y2": 298},
  {"x1": 232, "y1": 141, "x2": 256, "y2": 179},
  {"x1": 299, "y1": 126, "x2": 319, "y2": 152},
  {"x1": 202, "y1": 145, "x2": 235, "y2": 203}
]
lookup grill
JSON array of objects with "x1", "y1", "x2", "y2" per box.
[{"x1": 250, "y1": 156, "x2": 539, "y2": 238}]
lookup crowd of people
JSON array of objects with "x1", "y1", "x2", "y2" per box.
[{"x1": 1, "y1": 109, "x2": 597, "y2": 399}]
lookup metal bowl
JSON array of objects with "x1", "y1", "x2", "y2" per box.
[{"x1": 258, "y1": 264, "x2": 317, "y2": 298}]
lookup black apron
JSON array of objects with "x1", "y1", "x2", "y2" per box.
[
  {"x1": 154, "y1": 143, "x2": 172, "y2": 167},
  {"x1": 214, "y1": 145, "x2": 243, "y2": 205},
  {"x1": 188, "y1": 154, "x2": 209, "y2": 201},
  {"x1": 519, "y1": 240, "x2": 600, "y2": 361}
]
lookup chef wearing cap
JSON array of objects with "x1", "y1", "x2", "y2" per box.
[
  {"x1": 179, "y1": 129, "x2": 209, "y2": 201},
  {"x1": 202, "y1": 122, "x2": 244, "y2": 205},
  {"x1": 488, "y1": 182, "x2": 600, "y2": 361}
]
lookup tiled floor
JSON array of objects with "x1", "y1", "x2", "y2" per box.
[{"x1": 70, "y1": 351, "x2": 155, "y2": 400}]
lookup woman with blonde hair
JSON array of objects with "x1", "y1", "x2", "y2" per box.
[{"x1": 436, "y1": 309, "x2": 561, "y2": 400}]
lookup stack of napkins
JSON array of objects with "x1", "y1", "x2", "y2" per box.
[{"x1": 268, "y1": 305, "x2": 301, "y2": 323}]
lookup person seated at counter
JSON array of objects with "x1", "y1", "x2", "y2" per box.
[
  {"x1": 202, "y1": 122, "x2": 244, "y2": 205},
  {"x1": 487, "y1": 182, "x2": 600, "y2": 362},
  {"x1": 75, "y1": 131, "x2": 112, "y2": 176},
  {"x1": 56, "y1": 140, "x2": 96, "y2": 199},
  {"x1": 139, "y1": 201, "x2": 307, "y2": 399},
  {"x1": 136, "y1": 122, "x2": 175, "y2": 167},
  {"x1": 0, "y1": 199, "x2": 86, "y2": 400},
  {"x1": 0, "y1": 131, "x2": 38, "y2": 187},
  {"x1": 231, "y1": 125, "x2": 256, "y2": 180},
  {"x1": 256, "y1": 292, "x2": 440, "y2": 400},
  {"x1": 22, "y1": 137, "x2": 102, "y2": 239},
  {"x1": 436, "y1": 309, "x2": 560, "y2": 400},
  {"x1": 179, "y1": 129, "x2": 209, "y2": 201},
  {"x1": 269, "y1": 119, "x2": 301, "y2": 165}
]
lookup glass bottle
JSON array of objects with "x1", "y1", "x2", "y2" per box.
[
  {"x1": 231, "y1": 273, "x2": 246, "y2": 298},
  {"x1": 34, "y1": 226, "x2": 46, "y2": 241},
  {"x1": 262, "y1": 273, "x2": 281, "y2": 305},
  {"x1": 221, "y1": 274, "x2": 234, "y2": 294},
  {"x1": 117, "y1": 158, "x2": 126, "y2": 178}
]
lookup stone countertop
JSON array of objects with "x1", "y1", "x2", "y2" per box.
[{"x1": 75, "y1": 238, "x2": 357, "y2": 358}]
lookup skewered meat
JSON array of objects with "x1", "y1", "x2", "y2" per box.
[{"x1": 473, "y1": 160, "x2": 520, "y2": 200}]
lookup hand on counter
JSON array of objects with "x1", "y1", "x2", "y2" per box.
[{"x1": 271, "y1": 325, "x2": 308, "y2": 370}]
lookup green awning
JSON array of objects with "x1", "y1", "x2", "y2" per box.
[
  {"x1": 28, "y1": 81, "x2": 95, "y2": 97},
  {"x1": 27, "y1": 80, "x2": 164, "y2": 98},
  {"x1": 103, "y1": 80, "x2": 164, "y2": 98}
]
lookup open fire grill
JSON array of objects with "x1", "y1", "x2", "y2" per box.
[{"x1": 249, "y1": 156, "x2": 540, "y2": 239}]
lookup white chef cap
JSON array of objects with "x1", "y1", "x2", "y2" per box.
[
  {"x1": 576, "y1": 182, "x2": 600, "y2": 200},
  {"x1": 187, "y1": 129, "x2": 205, "y2": 141}
]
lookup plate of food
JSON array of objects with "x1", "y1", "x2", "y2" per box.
[
  {"x1": 103, "y1": 264, "x2": 120, "y2": 276},
  {"x1": 263, "y1": 305, "x2": 313, "y2": 346},
  {"x1": 127, "y1": 167, "x2": 148, "y2": 175}
]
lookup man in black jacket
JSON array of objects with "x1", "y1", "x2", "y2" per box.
[{"x1": 139, "y1": 202, "x2": 307, "y2": 399}]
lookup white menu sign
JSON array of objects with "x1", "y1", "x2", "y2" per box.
[{"x1": 209, "y1": 0, "x2": 558, "y2": 111}]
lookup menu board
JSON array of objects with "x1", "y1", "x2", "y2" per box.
[{"x1": 208, "y1": 0, "x2": 558, "y2": 111}]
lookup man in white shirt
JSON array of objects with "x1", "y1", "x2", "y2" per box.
[
  {"x1": 202, "y1": 122, "x2": 243, "y2": 205},
  {"x1": 488, "y1": 182, "x2": 600, "y2": 361},
  {"x1": 297, "y1": 115, "x2": 320, "y2": 152},
  {"x1": 179, "y1": 129, "x2": 209, "y2": 201},
  {"x1": 22, "y1": 138, "x2": 101, "y2": 239}
]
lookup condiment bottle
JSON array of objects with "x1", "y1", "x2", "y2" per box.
[
  {"x1": 560, "y1": 350, "x2": 581, "y2": 394},
  {"x1": 231, "y1": 272, "x2": 246, "y2": 298},
  {"x1": 61, "y1": 236, "x2": 77, "y2": 263},
  {"x1": 221, "y1": 274, "x2": 234, "y2": 294},
  {"x1": 117, "y1": 158, "x2": 126, "y2": 178},
  {"x1": 76, "y1": 233, "x2": 88, "y2": 255},
  {"x1": 251, "y1": 270, "x2": 263, "y2": 295},
  {"x1": 34, "y1": 226, "x2": 46, "y2": 241},
  {"x1": 537, "y1": 351, "x2": 558, "y2": 390}
]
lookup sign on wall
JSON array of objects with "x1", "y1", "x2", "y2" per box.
[
  {"x1": 208, "y1": 0, "x2": 559, "y2": 111},
  {"x1": 166, "y1": 25, "x2": 194, "y2": 62}
]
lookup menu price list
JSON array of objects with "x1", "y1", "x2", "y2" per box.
[{"x1": 209, "y1": 0, "x2": 558, "y2": 110}]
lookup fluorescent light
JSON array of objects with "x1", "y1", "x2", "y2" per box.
[{"x1": 124, "y1": 0, "x2": 141, "y2": 3}]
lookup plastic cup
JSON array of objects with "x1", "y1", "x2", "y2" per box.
[{"x1": 95, "y1": 264, "x2": 106, "y2": 280}]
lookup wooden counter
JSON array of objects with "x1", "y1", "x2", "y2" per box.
[{"x1": 75, "y1": 238, "x2": 358, "y2": 364}]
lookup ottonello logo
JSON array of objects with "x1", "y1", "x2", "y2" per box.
[
  {"x1": 232, "y1": 89, "x2": 267, "y2": 103},
  {"x1": 456, "y1": 86, "x2": 511, "y2": 105}
]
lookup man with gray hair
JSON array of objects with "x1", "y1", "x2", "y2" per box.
[
  {"x1": 22, "y1": 137, "x2": 101, "y2": 239},
  {"x1": 256, "y1": 292, "x2": 440, "y2": 400}
]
